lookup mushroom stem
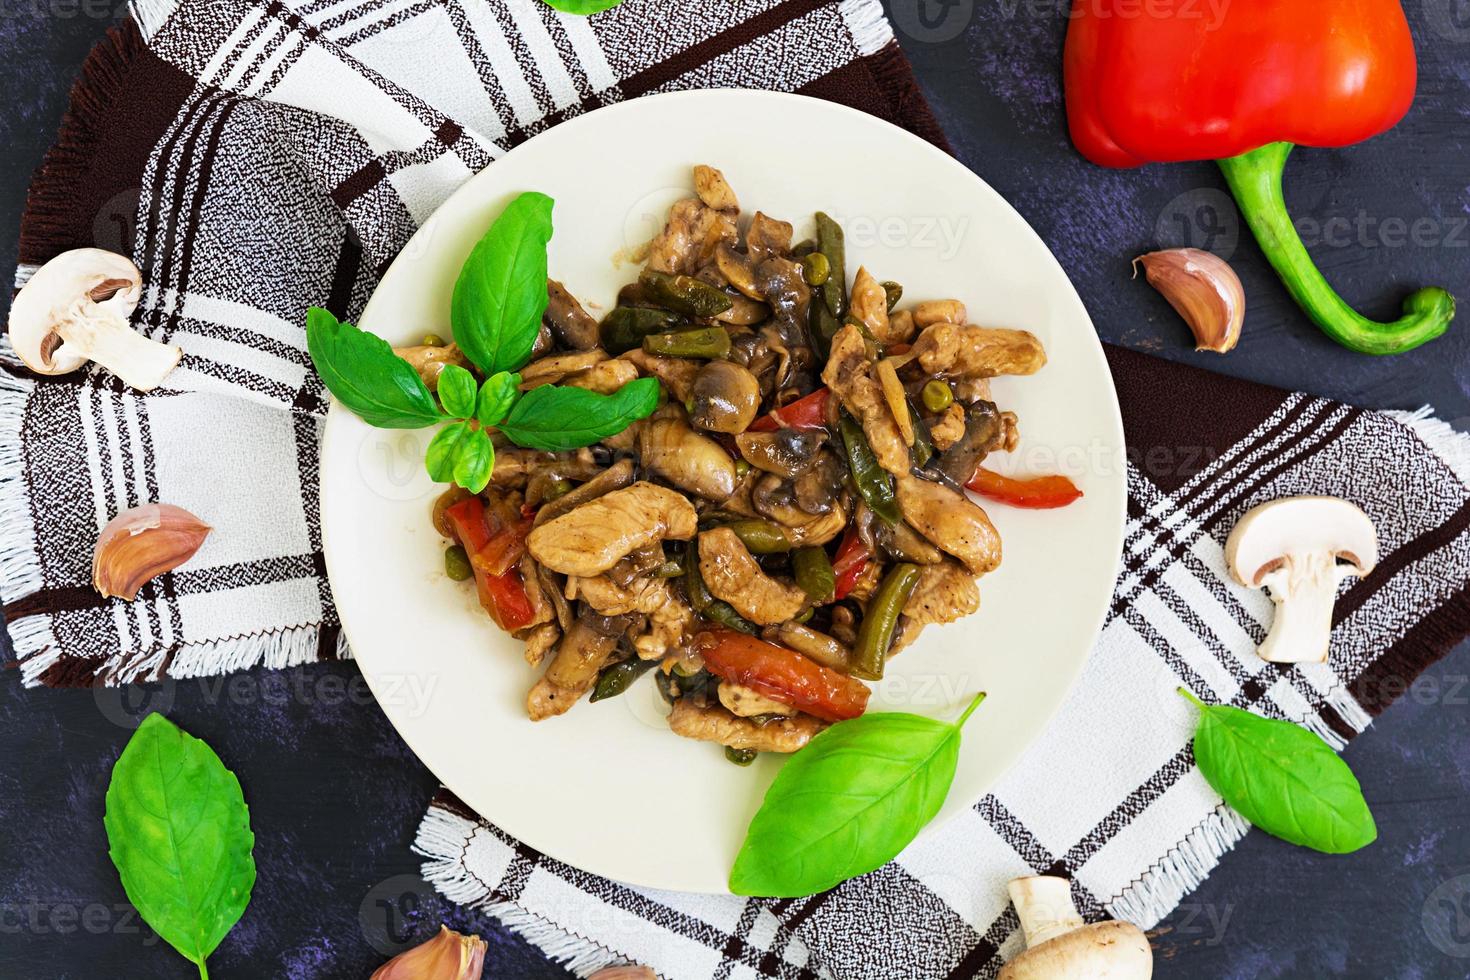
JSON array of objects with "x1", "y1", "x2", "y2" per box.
[
  {"x1": 56, "y1": 313, "x2": 182, "y2": 391},
  {"x1": 1257, "y1": 556, "x2": 1347, "y2": 664},
  {"x1": 1008, "y1": 876, "x2": 1085, "y2": 948}
]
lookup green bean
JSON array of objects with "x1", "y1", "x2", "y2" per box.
[
  {"x1": 850, "y1": 563, "x2": 921, "y2": 680},
  {"x1": 809, "y1": 300, "x2": 842, "y2": 362},
  {"x1": 642, "y1": 326, "x2": 731, "y2": 360},
  {"x1": 814, "y1": 212, "x2": 847, "y2": 318},
  {"x1": 791, "y1": 238, "x2": 817, "y2": 257},
  {"x1": 838, "y1": 412, "x2": 901, "y2": 525},
  {"x1": 727, "y1": 519, "x2": 792, "y2": 555},
  {"x1": 639, "y1": 269, "x2": 734, "y2": 318},
  {"x1": 590, "y1": 657, "x2": 658, "y2": 702},
  {"x1": 802, "y1": 252, "x2": 831, "y2": 287},
  {"x1": 601, "y1": 306, "x2": 687, "y2": 354},
  {"x1": 444, "y1": 545, "x2": 472, "y2": 581},
  {"x1": 793, "y1": 546, "x2": 836, "y2": 604},
  {"x1": 907, "y1": 397, "x2": 935, "y2": 469},
  {"x1": 684, "y1": 541, "x2": 759, "y2": 635},
  {"x1": 422, "y1": 332, "x2": 446, "y2": 347},
  {"x1": 880, "y1": 281, "x2": 903, "y2": 312},
  {"x1": 921, "y1": 380, "x2": 954, "y2": 414},
  {"x1": 653, "y1": 558, "x2": 685, "y2": 578},
  {"x1": 725, "y1": 746, "x2": 758, "y2": 766}
]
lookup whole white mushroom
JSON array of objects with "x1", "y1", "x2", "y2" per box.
[
  {"x1": 9, "y1": 248, "x2": 180, "y2": 390},
  {"x1": 998, "y1": 876, "x2": 1153, "y2": 980}
]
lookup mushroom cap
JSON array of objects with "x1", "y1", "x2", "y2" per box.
[
  {"x1": 10, "y1": 249, "x2": 142, "y2": 375},
  {"x1": 1225, "y1": 496, "x2": 1379, "y2": 588},
  {"x1": 997, "y1": 920, "x2": 1154, "y2": 980}
]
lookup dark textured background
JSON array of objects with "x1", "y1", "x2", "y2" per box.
[{"x1": 2, "y1": 1, "x2": 1469, "y2": 977}]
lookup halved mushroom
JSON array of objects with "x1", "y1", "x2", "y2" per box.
[
  {"x1": 689, "y1": 360, "x2": 761, "y2": 433},
  {"x1": 10, "y1": 249, "x2": 180, "y2": 390},
  {"x1": 998, "y1": 876, "x2": 1153, "y2": 980},
  {"x1": 1225, "y1": 496, "x2": 1379, "y2": 664}
]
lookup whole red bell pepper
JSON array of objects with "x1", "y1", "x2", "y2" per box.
[{"x1": 1064, "y1": 0, "x2": 1455, "y2": 355}]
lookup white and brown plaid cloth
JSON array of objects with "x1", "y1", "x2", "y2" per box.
[{"x1": 5, "y1": 1, "x2": 1470, "y2": 977}]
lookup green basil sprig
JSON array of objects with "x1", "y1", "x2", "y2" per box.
[
  {"x1": 305, "y1": 307, "x2": 445, "y2": 428},
  {"x1": 499, "y1": 377, "x2": 661, "y2": 450},
  {"x1": 105, "y1": 714, "x2": 256, "y2": 979},
  {"x1": 452, "y1": 191, "x2": 554, "y2": 376},
  {"x1": 540, "y1": 0, "x2": 625, "y2": 13},
  {"x1": 729, "y1": 692, "x2": 986, "y2": 897},
  {"x1": 307, "y1": 191, "x2": 661, "y2": 494},
  {"x1": 1180, "y1": 689, "x2": 1377, "y2": 854}
]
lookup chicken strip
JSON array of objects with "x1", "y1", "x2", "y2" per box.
[
  {"x1": 698, "y1": 527, "x2": 808, "y2": 625},
  {"x1": 895, "y1": 474, "x2": 1002, "y2": 575},
  {"x1": 647, "y1": 198, "x2": 737, "y2": 276},
  {"x1": 820, "y1": 323, "x2": 911, "y2": 477},
  {"x1": 527, "y1": 482, "x2": 697, "y2": 577},
  {"x1": 619, "y1": 347, "x2": 700, "y2": 403},
  {"x1": 667, "y1": 699, "x2": 825, "y2": 754},
  {"x1": 392, "y1": 342, "x2": 471, "y2": 390},
  {"x1": 693, "y1": 164, "x2": 739, "y2": 213},
  {"x1": 912, "y1": 323, "x2": 1047, "y2": 380},
  {"x1": 527, "y1": 612, "x2": 630, "y2": 720},
  {"x1": 849, "y1": 266, "x2": 894, "y2": 343},
  {"x1": 718, "y1": 682, "x2": 795, "y2": 718},
  {"x1": 902, "y1": 559, "x2": 980, "y2": 626}
]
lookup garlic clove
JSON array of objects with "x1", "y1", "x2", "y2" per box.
[
  {"x1": 1134, "y1": 248, "x2": 1245, "y2": 353},
  {"x1": 371, "y1": 925, "x2": 487, "y2": 980},
  {"x1": 590, "y1": 968, "x2": 657, "y2": 980},
  {"x1": 92, "y1": 503, "x2": 212, "y2": 601}
]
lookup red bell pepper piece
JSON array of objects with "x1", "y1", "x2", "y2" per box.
[
  {"x1": 694, "y1": 630, "x2": 870, "y2": 722},
  {"x1": 1064, "y1": 1, "x2": 1454, "y2": 355},
  {"x1": 966, "y1": 468, "x2": 1083, "y2": 510},
  {"x1": 748, "y1": 387, "x2": 830, "y2": 432},
  {"x1": 444, "y1": 496, "x2": 536, "y2": 632},
  {"x1": 831, "y1": 524, "x2": 869, "y2": 602}
]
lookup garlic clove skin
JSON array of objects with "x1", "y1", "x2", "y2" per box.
[
  {"x1": 590, "y1": 968, "x2": 658, "y2": 980},
  {"x1": 1135, "y1": 248, "x2": 1245, "y2": 353},
  {"x1": 92, "y1": 503, "x2": 212, "y2": 601},
  {"x1": 371, "y1": 925, "x2": 487, "y2": 980}
]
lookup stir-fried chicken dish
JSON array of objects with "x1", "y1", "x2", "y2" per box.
[{"x1": 427, "y1": 165, "x2": 1048, "y2": 764}]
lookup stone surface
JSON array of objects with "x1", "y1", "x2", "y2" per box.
[{"x1": 1, "y1": 1, "x2": 1468, "y2": 977}]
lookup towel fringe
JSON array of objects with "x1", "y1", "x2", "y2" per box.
[
  {"x1": 1387, "y1": 407, "x2": 1470, "y2": 489},
  {"x1": 0, "y1": 352, "x2": 42, "y2": 611},
  {"x1": 838, "y1": 0, "x2": 894, "y2": 56},
  {"x1": 1108, "y1": 805, "x2": 1251, "y2": 929}
]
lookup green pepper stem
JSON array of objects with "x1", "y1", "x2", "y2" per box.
[{"x1": 1216, "y1": 142, "x2": 1454, "y2": 356}]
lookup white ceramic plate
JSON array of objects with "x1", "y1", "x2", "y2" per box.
[{"x1": 321, "y1": 90, "x2": 1125, "y2": 894}]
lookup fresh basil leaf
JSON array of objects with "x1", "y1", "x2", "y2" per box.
[
  {"x1": 453, "y1": 429, "x2": 495, "y2": 494},
  {"x1": 305, "y1": 307, "x2": 445, "y2": 428},
  {"x1": 729, "y1": 693, "x2": 986, "y2": 897},
  {"x1": 426, "y1": 421, "x2": 471, "y2": 483},
  {"x1": 451, "y1": 192, "x2": 554, "y2": 375},
  {"x1": 498, "y1": 377, "x2": 660, "y2": 451},
  {"x1": 477, "y1": 372, "x2": 522, "y2": 426},
  {"x1": 540, "y1": 0, "x2": 624, "y2": 13},
  {"x1": 437, "y1": 363, "x2": 479, "y2": 419},
  {"x1": 1182, "y1": 689, "x2": 1377, "y2": 854},
  {"x1": 104, "y1": 714, "x2": 256, "y2": 975}
]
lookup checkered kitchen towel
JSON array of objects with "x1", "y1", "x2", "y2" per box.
[{"x1": 5, "y1": 1, "x2": 1470, "y2": 978}]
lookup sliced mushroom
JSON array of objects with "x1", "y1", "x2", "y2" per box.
[
  {"x1": 527, "y1": 612, "x2": 634, "y2": 720},
  {"x1": 545, "y1": 280, "x2": 600, "y2": 350},
  {"x1": 393, "y1": 342, "x2": 472, "y2": 390},
  {"x1": 1225, "y1": 496, "x2": 1379, "y2": 664},
  {"x1": 639, "y1": 416, "x2": 737, "y2": 501},
  {"x1": 998, "y1": 876, "x2": 1152, "y2": 980},
  {"x1": 746, "y1": 212, "x2": 794, "y2": 264},
  {"x1": 10, "y1": 249, "x2": 179, "y2": 390},
  {"x1": 929, "y1": 401, "x2": 1006, "y2": 488},
  {"x1": 735, "y1": 428, "x2": 826, "y2": 479},
  {"x1": 689, "y1": 360, "x2": 761, "y2": 433}
]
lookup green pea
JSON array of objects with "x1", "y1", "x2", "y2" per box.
[
  {"x1": 734, "y1": 459, "x2": 751, "y2": 479},
  {"x1": 725, "y1": 746, "x2": 758, "y2": 766},
  {"x1": 921, "y1": 380, "x2": 954, "y2": 414},
  {"x1": 422, "y1": 333, "x2": 446, "y2": 347},
  {"x1": 544, "y1": 478, "x2": 573, "y2": 502},
  {"x1": 802, "y1": 252, "x2": 831, "y2": 287},
  {"x1": 444, "y1": 545, "x2": 472, "y2": 581}
]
